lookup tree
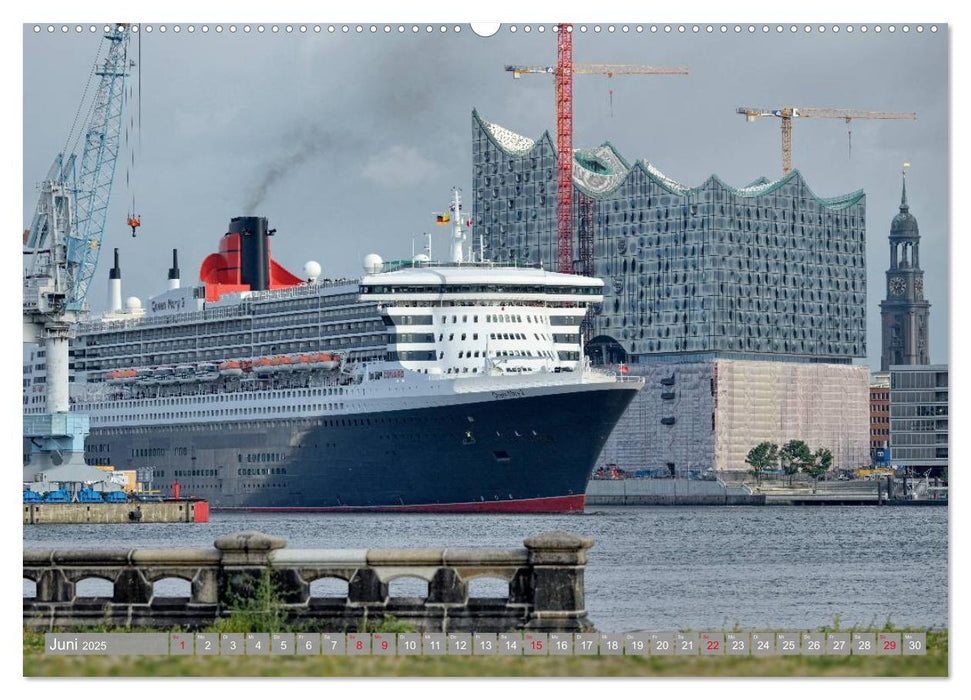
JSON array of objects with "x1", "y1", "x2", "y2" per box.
[
  {"x1": 804, "y1": 447, "x2": 833, "y2": 493},
  {"x1": 745, "y1": 442, "x2": 778, "y2": 487},
  {"x1": 780, "y1": 440, "x2": 812, "y2": 487}
]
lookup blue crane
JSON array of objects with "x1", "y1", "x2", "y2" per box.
[{"x1": 23, "y1": 24, "x2": 132, "y2": 487}]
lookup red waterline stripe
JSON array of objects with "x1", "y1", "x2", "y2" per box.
[{"x1": 214, "y1": 494, "x2": 585, "y2": 514}]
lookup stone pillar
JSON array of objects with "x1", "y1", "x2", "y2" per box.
[
  {"x1": 214, "y1": 531, "x2": 287, "y2": 605},
  {"x1": 428, "y1": 568, "x2": 468, "y2": 605},
  {"x1": 347, "y1": 568, "x2": 388, "y2": 605},
  {"x1": 35, "y1": 569, "x2": 73, "y2": 603},
  {"x1": 113, "y1": 569, "x2": 152, "y2": 604},
  {"x1": 523, "y1": 531, "x2": 594, "y2": 631}
]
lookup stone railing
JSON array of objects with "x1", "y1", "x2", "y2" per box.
[{"x1": 23, "y1": 530, "x2": 594, "y2": 633}]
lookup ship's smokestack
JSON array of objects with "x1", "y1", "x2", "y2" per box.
[
  {"x1": 108, "y1": 248, "x2": 122, "y2": 313},
  {"x1": 228, "y1": 216, "x2": 271, "y2": 292},
  {"x1": 168, "y1": 248, "x2": 181, "y2": 290}
]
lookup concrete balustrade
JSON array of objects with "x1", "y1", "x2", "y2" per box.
[{"x1": 23, "y1": 530, "x2": 594, "y2": 632}]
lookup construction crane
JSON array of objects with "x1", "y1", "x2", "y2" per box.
[
  {"x1": 736, "y1": 106, "x2": 917, "y2": 177},
  {"x1": 507, "y1": 24, "x2": 688, "y2": 274},
  {"x1": 23, "y1": 24, "x2": 132, "y2": 487}
]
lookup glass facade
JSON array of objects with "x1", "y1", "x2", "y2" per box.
[
  {"x1": 472, "y1": 111, "x2": 868, "y2": 363},
  {"x1": 890, "y1": 365, "x2": 949, "y2": 469}
]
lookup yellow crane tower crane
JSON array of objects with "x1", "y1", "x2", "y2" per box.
[{"x1": 737, "y1": 106, "x2": 917, "y2": 176}]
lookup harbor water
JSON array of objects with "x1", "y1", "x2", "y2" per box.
[{"x1": 22, "y1": 505, "x2": 948, "y2": 633}]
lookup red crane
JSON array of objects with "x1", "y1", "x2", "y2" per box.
[{"x1": 507, "y1": 24, "x2": 688, "y2": 273}]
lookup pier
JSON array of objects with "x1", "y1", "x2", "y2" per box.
[
  {"x1": 23, "y1": 530, "x2": 594, "y2": 633},
  {"x1": 586, "y1": 478, "x2": 764, "y2": 506},
  {"x1": 23, "y1": 499, "x2": 209, "y2": 524}
]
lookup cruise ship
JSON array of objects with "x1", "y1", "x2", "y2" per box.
[{"x1": 23, "y1": 195, "x2": 643, "y2": 512}]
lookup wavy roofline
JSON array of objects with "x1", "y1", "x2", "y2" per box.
[{"x1": 473, "y1": 110, "x2": 865, "y2": 210}]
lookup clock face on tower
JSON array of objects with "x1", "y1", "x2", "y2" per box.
[{"x1": 889, "y1": 277, "x2": 906, "y2": 296}]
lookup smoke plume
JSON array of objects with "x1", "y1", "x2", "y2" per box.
[{"x1": 244, "y1": 125, "x2": 359, "y2": 215}]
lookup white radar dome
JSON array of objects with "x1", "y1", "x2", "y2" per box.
[
  {"x1": 412, "y1": 253, "x2": 431, "y2": 264},
  {"x1": 125, "y1": 296, "x2": 142, "y2": 311},
  {"x1": 363, "y1": 253, "x2": 384, "y2": 274},
  {"x1": 303, "y1": 260, "x2": 322, "y2": 283}
]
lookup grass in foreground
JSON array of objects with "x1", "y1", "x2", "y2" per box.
[{"x1": 23, "y1": 629, "x2": 947, "y2": 677}]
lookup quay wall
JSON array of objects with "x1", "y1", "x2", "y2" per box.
[{"x1": 586, "y1": 478, "x2": 764, "y2": 506}]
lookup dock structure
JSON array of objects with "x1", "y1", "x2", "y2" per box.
[
  {"x1": 23, "y1": 500, "x2": 209, "y2": 524},
  {"x1": 23, "y1": 531, "x2": 594, "y2": 633},
  {"x1": 586, "y1": 478, "x2": 764, "y2": 506}
]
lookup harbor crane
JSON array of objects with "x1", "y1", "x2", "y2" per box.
[
  {"x1": 23, "y1": 24, "x2": 132, "y2": 487},
  {"x1": 507, "y1": 24, "x2": 688, "y2": 274},
  {"x1": 736, "y1": 106, "x2": 917, "y2": 176}
]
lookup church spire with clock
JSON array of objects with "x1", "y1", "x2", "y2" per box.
[{"x1": 880, "y1": 170, "x2": 930, "y2": 371}]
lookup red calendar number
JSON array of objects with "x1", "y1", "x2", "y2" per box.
[
  {"x1": 531, "y1": 640, "x2": 543, "y2": 650},
  {"x1": 381, "y1": 641, "x2": 388, "y2": 650},
  {"x1": 883, "y1": 640, "x2": 897, "y2": 651},
  {"x1": 707, "y1": 641, "x2": 719, "y2": 651},
  {"x1": 356, "y1": 641, "x2": 363, "y2": 650}
]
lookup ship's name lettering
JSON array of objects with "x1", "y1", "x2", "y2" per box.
[
  {"x1": 382, "y1": 370, "x2": 404, "y2": 379},
  {"x1": 491, "y1": 389, "x2": 525, "y2": 400},
  {"x1": 151, "y1": 298, "x2": 186, "y2": 313}
]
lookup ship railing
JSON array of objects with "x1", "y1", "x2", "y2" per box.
[{"x1": 23, "y1": 530, "x2": 594, "y2": 633}]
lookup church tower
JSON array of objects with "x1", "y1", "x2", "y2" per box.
[{"x1": 880, "y1": 169, "x2": 930, "y2": 371}]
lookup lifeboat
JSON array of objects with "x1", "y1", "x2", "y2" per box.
[
  {"x1": 136, "y1": 368, "x2": 156, "y2": 386},
  {"x1": 293, "y1": 354, "x2": 312, "y2": 371},
  {"x1": 218, "y1": 359, "x2": 244, "y2": 377},
  {"x1": 175, "y1": 364, "x2": 196, "y2": 383},
  {"x1": 321, "y1": 353, "x2": 340, "y2": 371},
  {"x1": 252, "y1": 357, "x2": 276, "y2": 375},
  {"x1": 119, "y1": 368, "x2": 138, "y2": 384},
  {"x1": 104, "y1": 370, "x2": 123, "y2": 384},
  {"x1": 273, "y1": 355, "x2": 293, "y2": 372},
  {"x1": 197, "y1": 363, "x2": 220, "y2": 382},
  {"x1": 154, "y1": 366, "x2": 177, "y2": 385}
]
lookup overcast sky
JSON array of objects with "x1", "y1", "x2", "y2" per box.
[{"x1": 22, "y1": 23, "x2": 948, "y2": 370}]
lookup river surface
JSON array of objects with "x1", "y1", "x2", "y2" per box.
[{"x1": 23, "y1": 506, "x2": 948, "y2": 632}]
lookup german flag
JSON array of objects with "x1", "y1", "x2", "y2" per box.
[{"x1": 436, "y1": 212, "x2": 451, "y2": 225}]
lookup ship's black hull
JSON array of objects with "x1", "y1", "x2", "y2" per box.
[{"x1": 82, "y1": 385, "x2": 639, "y2": 513}]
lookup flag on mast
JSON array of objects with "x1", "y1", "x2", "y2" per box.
[{"x1": 436, "y1": 212, "x2": 451, "y2": 225}]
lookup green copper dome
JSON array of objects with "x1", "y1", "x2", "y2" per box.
[{"x1": 890, "y1": 176, "x2": 919, "y2": 239}]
